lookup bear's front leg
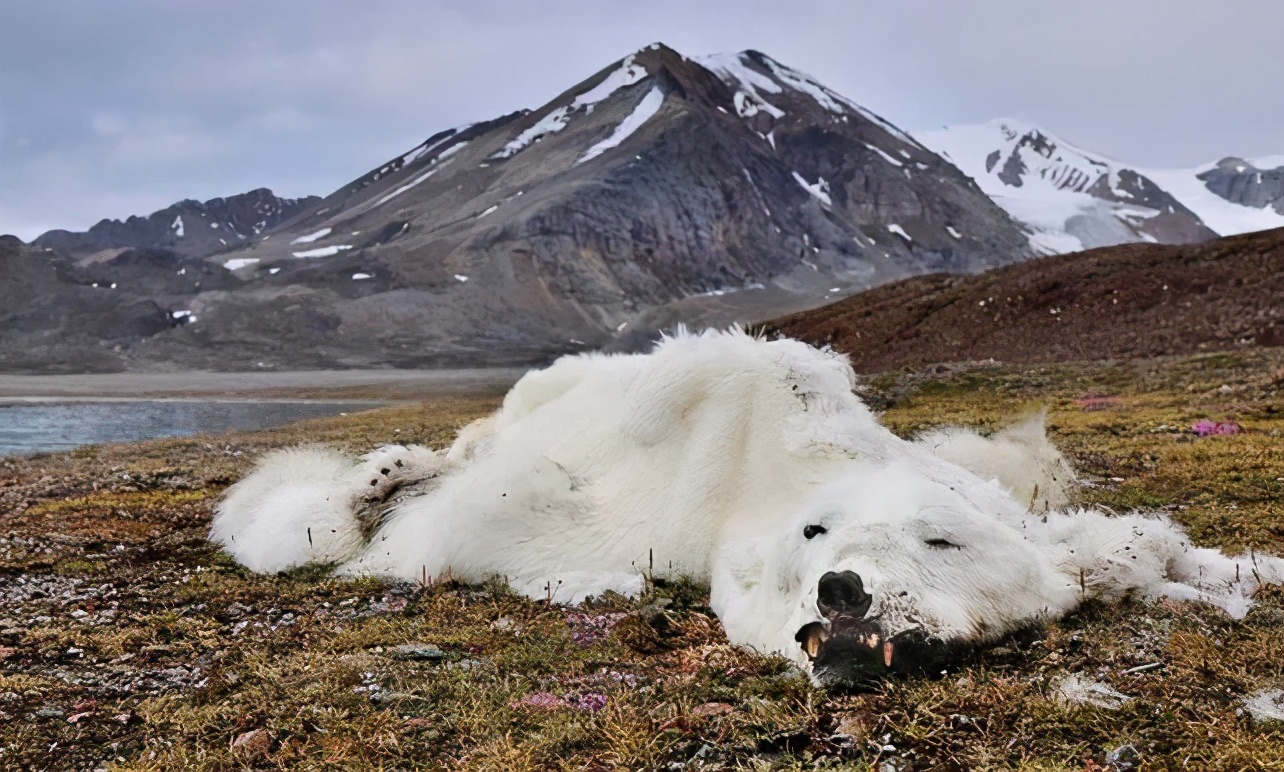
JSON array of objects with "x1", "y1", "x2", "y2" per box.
[{"x1": 349, "y1": 444, "x2": 449, "y2": 505}]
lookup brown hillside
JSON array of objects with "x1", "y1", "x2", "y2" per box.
[{"x1": 768, "y1": 227, "x2": 1284, "y2": 372}]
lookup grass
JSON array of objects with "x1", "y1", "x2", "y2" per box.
[{"x1": 2, "y1": 354, "x2": 1284, "y2": 770}]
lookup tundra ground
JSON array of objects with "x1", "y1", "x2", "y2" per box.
[{"x1": 2, "y1": 351, "x2": 1283, "y2": 771}]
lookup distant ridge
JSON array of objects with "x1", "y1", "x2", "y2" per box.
[
  {"x1": 769, "y1": 227, "x2": 1284, "y2": 372},
  {"x1": 32, "y1": 188, "x2": 320, "y2": 262}
]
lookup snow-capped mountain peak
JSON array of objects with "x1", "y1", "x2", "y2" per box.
[
  {"x1": 694, "y1": 50, "x2": 917, "y2": 145},
  {"x1": 918, "y1": 119, "x2": 1216, "y2": 254}
]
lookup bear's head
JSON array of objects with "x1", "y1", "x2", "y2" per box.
[{"x1": 710, "y1": 458, "x2": 1076, "y2": 688}]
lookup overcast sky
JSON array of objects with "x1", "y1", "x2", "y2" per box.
[{"x1": 1, "y1": 0, "x2": 1280, "y2": 240}]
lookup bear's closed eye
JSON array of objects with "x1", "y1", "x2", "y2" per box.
[
  {"x1": 924, "y1": 538, "x2": 963, "y2": 549},
  {"x1": 803, "y1": 524, "x2": 828, "y2": 539}
]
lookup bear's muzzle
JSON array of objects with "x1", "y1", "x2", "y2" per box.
[{"x1": 797, "y1": 571, "x2": 963, "y2": 688}]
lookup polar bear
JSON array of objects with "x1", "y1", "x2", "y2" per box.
[{"x1": 211, "y1": 329, "x2": 1283, "y2": 686}]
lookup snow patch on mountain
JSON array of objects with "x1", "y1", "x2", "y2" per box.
[
  {"x1": 696, "y1": 51, "x2": 915, "y2": 148},
  {"x1": 867, "y1": 144, "x2": 904, "y2": 167},
  {"x1": 579, "y1": 86, "x2": 666, "y2": 164},
  {"x1": 293, "y1": 245, "x2": 352, "y2": 259},
  {"x1": 696, "y1": 52, "x2": 786, "y2": 119},
  {"x1": 375, "y1": 162, "x2": 450, "y2": 207},
  {"x1": 496, "y1": 54, "x2": 649, "y2": 160},
  {"x1": 291, "y1": 227, "x2": 332, "y2": 245},
  {"x1": 791, "y1": 172, "x2": 832, "y2": 206},
  {"x1": 919, "y1": 119, "x2": 1185, "y2": 253},
  {"x1": 572, "y1": 54, "x2": 648, "y2": 111},
  {"x1": 1144, "y1": 165, "x2": 1284, "y2": 236},
  {"x1": 760, "y1": 56, "x2": 847, "y2": 114},
  {"x1": 755, "y1": 54, "x2": 914, "y2": 144},
  {"x1": 402, "y1": 126, "x2": 472, "y2": 166},
  {"x1": 496, "y1": 108, "x2": 572, "y2": 159},
  {"x1": 921, "y1": 118, "x2": 1283, "y2": 253}
]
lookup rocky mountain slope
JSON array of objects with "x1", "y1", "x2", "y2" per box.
[
  {"x1": 32, "y1": 189, "x2": 320, "y2": 262},
  {"x1": 918, "y1": 119, "x2": 1284, "y2": 254},
  {"x1": 768, "y1": 227, "x2": 1284, "y2": 373},
  {"x1": 8, "y1": 44, "x2": 1038, "y2": 371},
  {"x1": 0, "y1": 235, "x2": 238, "y2": 372}
]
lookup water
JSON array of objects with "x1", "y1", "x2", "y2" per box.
[{"x1": 0, "y1": 399, "x2": 385, "y2": 457}]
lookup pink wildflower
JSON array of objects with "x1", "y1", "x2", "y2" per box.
[
  {"x1": 573, "y1": 692, "x2": 608, "y2": 713},
  {"x1": 565, "y1": 612, "x2": 626, "y2": 646},
  {"x1": 1191, "y1": 420, "x2": 1241, "y2": 437},
  {"x1": 512, "y1": 692, "x2": 567, "y2": 710},
  {"x1": 1076, "y1": 395, "x2": 1120, "y2": 412}
]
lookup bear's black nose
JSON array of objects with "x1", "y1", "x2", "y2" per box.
[{"x1": 817, "y1": 570, "x2": 872, "y2": 618}]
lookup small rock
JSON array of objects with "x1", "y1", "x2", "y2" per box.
[
  {"x1": 690, "y1": 701, "x2": 734, "y2": 719},
  {"x1": 1053, "y1": 674, "x2": 1132, "y2": 709},
  {"x1": 369, "y1": 691, "x2": 417, "y2": 706},
  {"x1": 1106, "y1": 743, "x2": 1141, "y2": 771},
  {"x1": 1243, "y1": 689, "x2": 1284, "y2": 722},
  {"x1": 390, "y1": 643, "x2": 446, "y2": 662},
  {"x1": 830, "y1": 714, "x2": 870, "y2": 746},
  {"x1": 230, "y1": 728, "x2": 271, "y2": 758}
]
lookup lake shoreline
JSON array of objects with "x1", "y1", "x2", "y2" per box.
[
  {"x1": 0, "y1": 396, "x2": 396, "y2": 406},
  {"x1": 0, "y1": 367, "x2": 528, "y2": 401},
  {"x1": 0, "y1": 399, "x2": 397, "y2": 458}
]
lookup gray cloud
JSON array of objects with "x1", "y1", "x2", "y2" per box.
[{"x1": 2, "y1": 0, "x2": 1280, "y2": 239}]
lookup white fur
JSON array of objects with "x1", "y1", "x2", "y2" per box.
[
  {"x1": 211, "y1": 444, "x2": 445, "y2": 572},
  {"x1": 915, "y1": 411, "x2": 1077, "y2": 511},
  {"x1": 211, "y1": 329, "x2": 1283, "y2": 671}
]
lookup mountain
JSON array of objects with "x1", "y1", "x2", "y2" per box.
[
  {"x1": 32, "y1": 188, "x2": 320, "y2": 262},
  {"x1": 1145, "y1": 155, "x2": 1284, "y2": 236},
  {"x1": 0, "y1": 235, "x2": 238, "y2": 373},
  {"x1": 917, "y1": 119, "x2": 1216, "y2": 254},
  {"x1": 767, "y1": 227, "x2": 1284, "y2": 373},
  {"x1": 10, "y1": 43, "x2": 1031, "y2": 372},
  {"x1": 918, "y1": 119, "x2": 1284, "y2": 255}
]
